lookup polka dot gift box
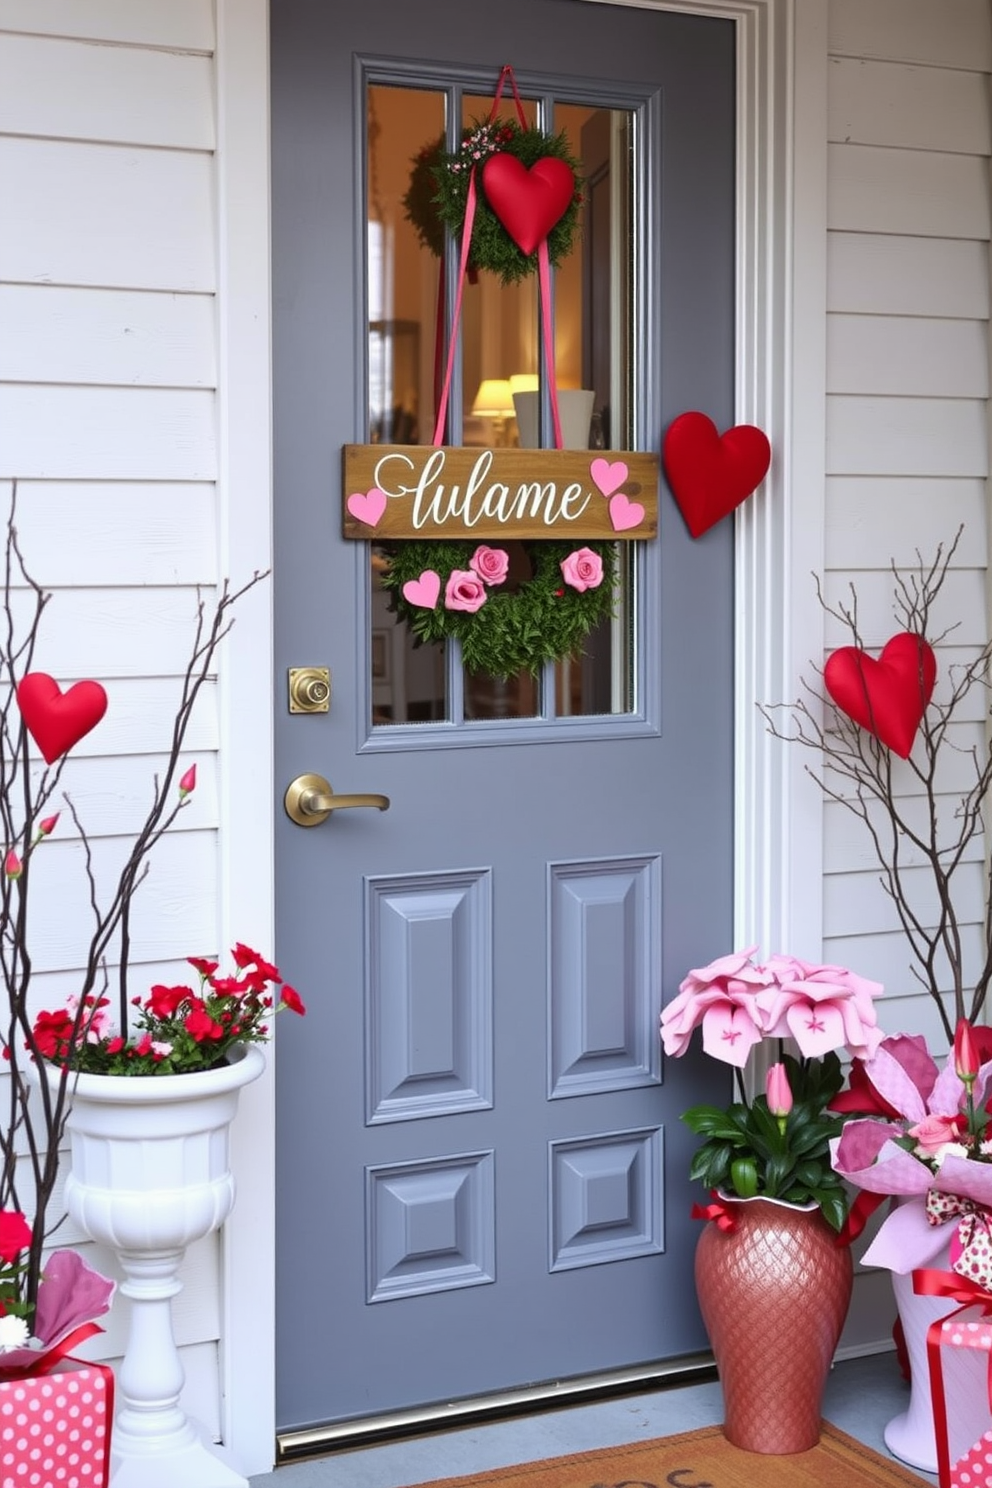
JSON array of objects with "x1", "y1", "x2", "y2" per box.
[
  {"x1": 0, "y1": 1360, "x2": 113, "y2": 1488},
  {"x1": 918, "y1": 1288, "x2": 992, "y2": 1488}
]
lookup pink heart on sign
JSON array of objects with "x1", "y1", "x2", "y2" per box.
[
  {"x1": 402, "y1": 571, "x2": 441, "y2": 609},
  {"x1": 347, "y1": 488, "x2": 387, "y2": 529},
  {"x1": 590, "y1": 458, "x2": 628, "y2": 498},
  {"x1": 609, "y1": 494, "x2": 645, "y2": 532}
]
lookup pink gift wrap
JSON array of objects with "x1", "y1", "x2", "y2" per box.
[
  {"x1": 0, "y1": 1359, "x2": 113, "y2": 1488},
  {"x1": 928, "y1": 1307, "x2": 992, "y2": 1488}
]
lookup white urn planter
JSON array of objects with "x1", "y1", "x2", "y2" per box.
[{"x1": 49, "y1": 1045, "x2": 265, "y2": 1488}]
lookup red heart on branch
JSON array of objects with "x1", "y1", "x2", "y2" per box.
[
  {"x1": 824, "y1": 632, "x2": 937, "y2": 759},
  {"x1": 17, "y1": 673, "x2": 108, "y2": 764},
  {"x1": 481, "y1": 154, "x2": 575, "y2": 256},
  {"x1": 662, "y1": 411, "x2": 771, "y2": 538}
]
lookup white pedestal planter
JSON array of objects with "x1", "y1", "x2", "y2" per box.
[
  {"x1": 885, "y1": 1250, "x2": 991, "y2": 1475},
  {"x1": 54, "y1": 1046, "x2": 265, "y2": 1488}
]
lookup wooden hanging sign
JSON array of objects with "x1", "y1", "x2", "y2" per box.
[{"x1": 342, "y1": 444, "x2": 658, "y2": 541}]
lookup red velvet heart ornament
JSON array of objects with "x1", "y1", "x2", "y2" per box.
[
  {"x1": 824, "y1": 632, "x2": 937, "y2": 759},
  {"x1": 662, "y1": 411, "x2": 771, "y2": 538},
  {"x1": 481, "y1": 154, "x2": 575, "y2": 256},
  {"x1": 17, "y1": 673, "x2": 108, "y2": 764}
]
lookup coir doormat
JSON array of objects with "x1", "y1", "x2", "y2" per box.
[{"x1": 403, "y1": 1421, "x2": 930, "y2": 1488}]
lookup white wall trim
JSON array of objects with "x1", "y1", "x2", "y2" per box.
[
  {"x1": 213, "y1": 0, "x2": 275, "y2": 1476},
  {"x1": 584, "y1": 0, "x2": 827, "y2": 958},
  {"x1": 735, "y1": 0, "x2": 828, "y2": 961}
]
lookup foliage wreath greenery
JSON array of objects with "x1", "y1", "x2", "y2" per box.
[
  {"x1": 402, "y1": 118, "x2": 583, "y2": 286},
  {"x1": 380, "y1": 539, "x2": 617, "y2": 678}
]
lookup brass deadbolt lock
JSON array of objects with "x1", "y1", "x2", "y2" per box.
[{"x1": 288, "y1": 667, "x2": 330, "y2": 714}]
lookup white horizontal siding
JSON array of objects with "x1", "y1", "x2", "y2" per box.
[
  {"x1": 825, "y1": 478, "x2": 987, "y2": 567},
  {"x1": 4, "y1": 584, "x2": 223, "y2": 676},
  {"x1": 825, "y1": 796, "x2": 987, "y2": 874},
  {"x1": 828, "y1": 234, "x2": 990, "y2": 318},
  {"x1": 821, "y1": 569, "x2": 987, "y2": 644},
  {"x1": 829, "y1": 0, "x2": 992, "y2": 72},
  {"x1": 821, "y1": 939, "x2": 990, "y2": 1024},
  {"x1": 23, "y1": 830, "x2": 217, "y2": 973},
  {"x1": 822, "y1": 724, "x2": 992, "y2": 802},
  {"x1": 0, "y1": 0, "x2": 227, "y2": 1441},
  {"x1": 0, "y1": 0, "x2": 214, "y2": 51},
  {"x1": 7, "y1": 481, "x2": 218, "y2": 586},
  {"x1": 38, "y1": 753, "x2": 218, "y2": 838},
  {"x1": 0, "y1": 34, "x2": 215, "y2": 149},
  {"x1": 828, "y1": 57, "x2": 992, "y2": 155},
  {"x1": 822, "y1": 0, "x2": 992, "y2": 1058},
  {"x1": 827, "y1": 315, "x2": 988, "y2": 397},
  {"x1": 0, "y1": 139, "x2": 216, "y2": 291},
  {"x1": 0, "y1": 285, "x2": 217, "y2": 387},
  {"x1": 826, "y1": 396, "x2": 988, "y2": 477},
  {"x1": 827, "y1": 860, "x2": 987, "y2": 939},
  {"x1": 829, "y1": 144, "x2": 991, "y2": 239},
  {"x1": 1, "y1": 386, "x2": 216, "y2": 479}
]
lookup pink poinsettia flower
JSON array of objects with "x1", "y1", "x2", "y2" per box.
[
  {"x1": 660, "y1": 946, "x2": 767, "y2": 1067},
  {"x1": 758, "y1": 963, "x2": 885, "y2": 1060}
]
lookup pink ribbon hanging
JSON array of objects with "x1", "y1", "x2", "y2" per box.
[{"x1": 431, "y1": 64, "x2": 564, "y2": 451}]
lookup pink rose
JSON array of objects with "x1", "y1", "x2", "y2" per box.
[
  {"x1": 907, "y1": 1112, "x2": 965, "y2": 1156},
  {"x1": 444, "y1": 570, "x2": 488, "y2": 614},
  {"x1": 560, "y1": 547, "x2": 604, "y2": 593},
  {"x1": 469, "y1": 545, "x2": 509, "y2": 586}
]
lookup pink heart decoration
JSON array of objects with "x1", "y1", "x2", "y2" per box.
[
  {"x1": 402, "y1": 571, "x2": 441, "y2": 610},
  {"x1": 609, "y1": 494, "x2": 645, "y2": 533},
  {"x1": 347, "y1": 488, "x2": 387, "y2": 529},
  {"x1": 662, "y1": 412, "x2": 771, "y2": 539},
  {"x1": 590, "y1": 458, "x2": 628, "y2": 499},
  {"x1": 17, "y1": 673, "x2": 108, "y2": 764},
  {"x1": 824, "y1": 632, "x2": 937, "y2": 759},
  {"x1": 481, "y1": 154, "x2": 576, "y2": 257}
]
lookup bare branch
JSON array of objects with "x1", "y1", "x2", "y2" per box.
[
  {"x1": 761, "y1": 529, "x2": 990, "y2": 1041},
  {"x1": 0, "y1": 482, "x2": 268, "y2": 1306}
]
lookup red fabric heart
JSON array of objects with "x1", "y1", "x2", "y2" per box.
[
  {"x1": 824, "y1": 632, "x2": 937, "y2": 759},
  {"x1": 662, "y1": 412, "x2": 771, "y2": 538},
  {"x1": 481, "y1": 154, "x2": 575, "y2": 256},
  {"x1": 17, "y1": 673, "x2": 108, "y2": 764}
]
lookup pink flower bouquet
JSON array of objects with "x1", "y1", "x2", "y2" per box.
[{"x1": 829, "y1": 1027, "x2": 992, "y2": 1271}]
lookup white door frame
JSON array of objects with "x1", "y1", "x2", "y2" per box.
[{"x1": 213, "y1": 0, "x2": 826, "y2": 1473}]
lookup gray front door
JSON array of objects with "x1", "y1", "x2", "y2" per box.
[{"x1": 272, "y1": 0, "x2": 735, "y2": 1437}]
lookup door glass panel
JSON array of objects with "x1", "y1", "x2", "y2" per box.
[
  {"x1": 366, "y1": 82, "x2": 636, "y2": 728},
  {"x1": 368, "y1": 85, "x2": 448, "y2": 724}
]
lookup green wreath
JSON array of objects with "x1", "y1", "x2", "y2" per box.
[
  {"x1": 402, "y1": 118, "x2": 583, "y2": 286},
  {"x1": 380, "y1": 539, "x2": 616, "y2": 678}
]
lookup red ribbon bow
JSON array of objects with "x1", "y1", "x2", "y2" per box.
[
  {"x1": 0, "y1": 1321, "x2": 103, "y2": 1381},
  {"x1": 691, "y1": 1192, "x2": 738, "y2": 1232}
]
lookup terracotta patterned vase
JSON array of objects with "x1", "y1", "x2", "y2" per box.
[{"x1": 694, "y1": 1193, "x2": 854, "y2": 1453}]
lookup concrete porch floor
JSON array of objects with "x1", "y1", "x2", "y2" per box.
[{"x1": 249, "y1": 1351, "x2": 936, "y2": 1487}]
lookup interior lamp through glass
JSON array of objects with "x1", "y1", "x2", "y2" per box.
[{"x1": 471, "y1": 378, "x2": 515, "y2": 443}]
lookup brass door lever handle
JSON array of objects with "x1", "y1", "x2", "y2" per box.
[{"x1": 284, "y1": 773, "x2": 390, "y2": 827}]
